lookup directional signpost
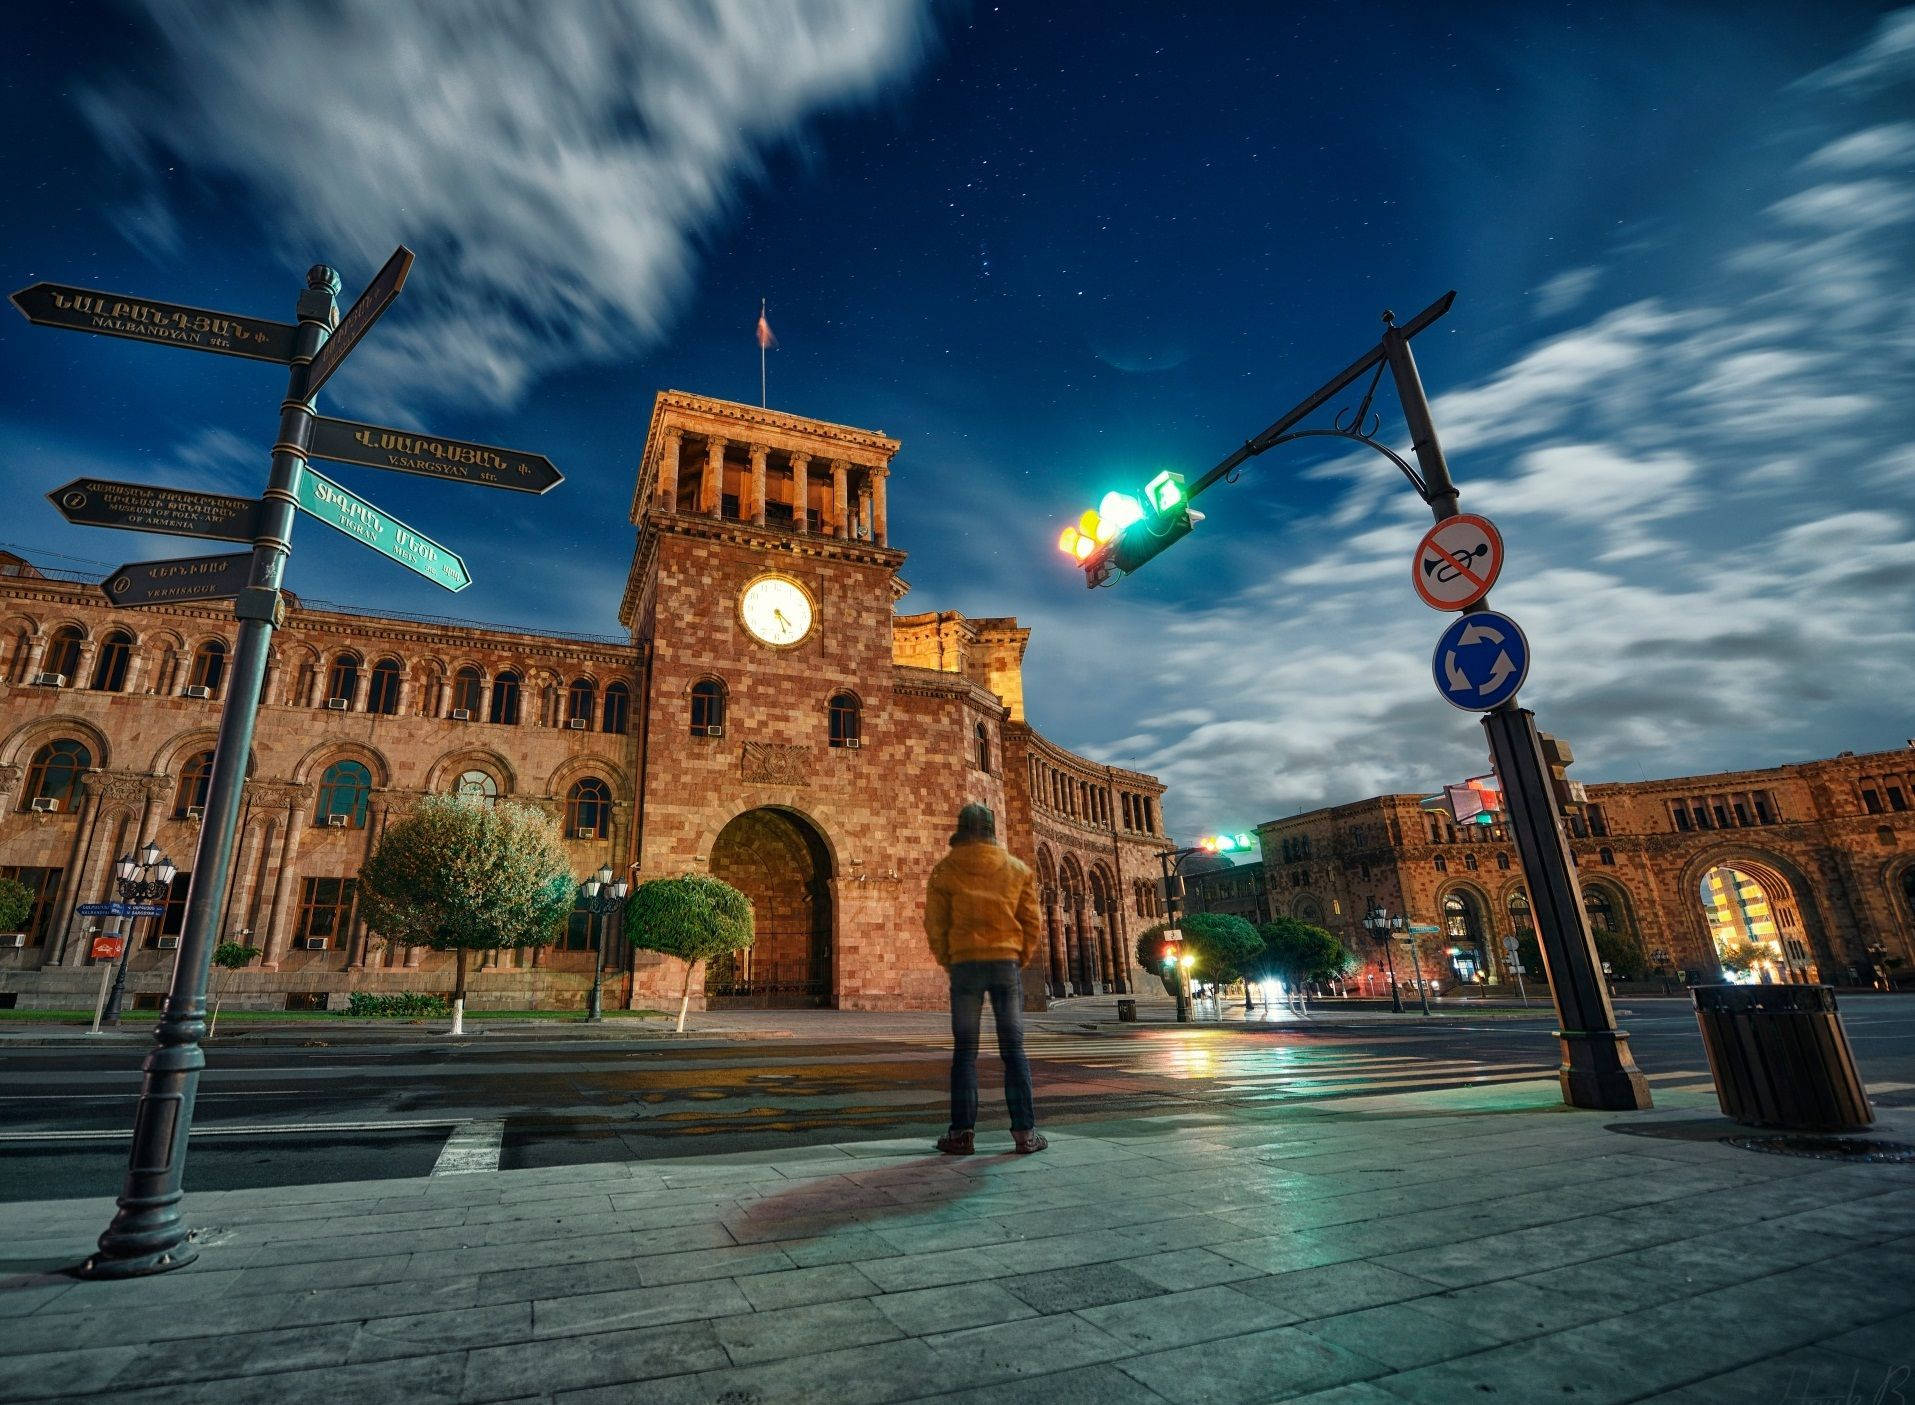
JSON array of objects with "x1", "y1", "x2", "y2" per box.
[
  {"x1": 1413, "y1": 513, "x2": 1502, "y2": 610},
  {"x1": 10, "y1": 283, "x2": 296, "y2": 363},
  {"x1": 295, "y1": 468, "x2": 471, "y2": 592},
  {"x1": 309, "y1": 416, "x2": 563, "y2": 494},
  {"x1": 103, "y1": 553, "x2": 252, "y2": 609},
  {"x1": 49, "y1": 478, "x2": 261, "y2": 544},
  {"x1": 1432, "y1": 609, "x2": 1530, "y2": 711},
  {"x1": 13, "y1": 242, "x2": 564, "y2": 1279}
]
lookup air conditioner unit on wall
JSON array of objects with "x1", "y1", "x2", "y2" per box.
[
  {"x1": 156, "y1": 935, "x2": 180, "y2": 949},
  {"x1": 450, "y1": 708, "x2": 472, "y2": 721},
  {"x1": 29, "y1": 797, "x2": 59, "y2": 813},
  {"x1": 568, "y1": 718, "x2": 588, "y2": 730},
  {"x1": 30, "y1": 673, "x2": 66, "y2": 688},
  {"x1": 185, "y1": 806, "x2": 205, "y2": 820},
  {"x1": 325, "y1": 698, "x2": 349, "y2": 710},
  {"x1": 303, "y1": 938, "x2": 328, "y2": 950},
  {"x1": 3, "y1": 933, "x2": 25, "y2": 948},
  {"x1": 706, "y1": 724, "x2": 725, "y2": 737},
  {"x1": 183, "y1": 685, "x2": 213, "y2": 699},
  {"x1": 575, "y1": 828, "x2": 597, "y2": 840},
  {"x1": 325, "y1": 814, "x2": 350, "y2": 828},
  {"x1": 845, "y1": 737, "x2": 861, "y2": 749}
]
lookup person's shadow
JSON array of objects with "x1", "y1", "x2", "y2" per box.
[{"x1": 723, "y1": 1153, "x2": 1003, "y2": 1244}]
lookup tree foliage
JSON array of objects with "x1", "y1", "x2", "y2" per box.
[
  {"x1": 1256, "y1": 918, "x2": 1352, "y2": 984},
  {"x1": 1514, "y1": 926, "x2": 1649, "y2": 982},
  {"x1": 1136, "y1": 913, "x2": 1263, "y2": 985},
  {"x1": 213, "y1": 940, "x2": 262, "y2": 970},
  {"x1": 0, "y1": 876, "x2": 33, "y2": 933},
  {"x1": 625, "y1": 875, "x2": 754, "y2": 966},
  {"x1": 359, "y1": 797, "x2": 573, "y2": 999}
]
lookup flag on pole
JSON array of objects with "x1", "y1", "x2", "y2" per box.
[{"x1": 756, "y1": 302, "x2": 775, "y2": 350}]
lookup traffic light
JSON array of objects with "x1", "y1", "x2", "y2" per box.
[
  {"x1": 1199, "y1": 832, "x2": 1256, "y2": 854},
  {"x1": 1421, "y1": 777, "x2": 1502, "y2": 825},
  {"x1": 1160, "y1": 926, "x2": 1183, "y2": 968},
  {"x1": 1056, "y1": 472, "x2": 1202, "y2": 587},
  {"x1": 1538, "y1": 733, "x2": 1585, "y2": 813}
]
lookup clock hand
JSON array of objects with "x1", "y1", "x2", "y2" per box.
[{"x1": 774, "y1": 608, "x2": 791, "y2": 630}]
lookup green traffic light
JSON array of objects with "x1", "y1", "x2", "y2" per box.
[{"x1": 1145, "y1": 470, "x2": 1185, "y2": 513}]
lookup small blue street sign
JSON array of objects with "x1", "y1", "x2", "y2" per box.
[
  {"x1": 78, "y1": 902, "x2": 128, "y2": 917},
  {"x1": 1432, "y1": 609, "x2": 1529, "y2": 711},
  {"x1": 126, "y1": 904, "x2": 167, "y2": 918}
]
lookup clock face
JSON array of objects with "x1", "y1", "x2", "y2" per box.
[{"x1": 739, "y1": 575, "x2": 816, "y2": 648}]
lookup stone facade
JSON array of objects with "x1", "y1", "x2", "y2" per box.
[
  {"x1": 0, "y1": 391, "x2": 1169, "y2": 1012},
  {"x1": 1230, "y1": 747, "x2": 1915, "y2": 991}
]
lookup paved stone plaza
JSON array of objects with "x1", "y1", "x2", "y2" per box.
[{"x1": 3, "y1": 1078, "x2": 1911, "y2": 1403}]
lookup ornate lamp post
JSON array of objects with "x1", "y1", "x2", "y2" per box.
[
  {"x1": 577, "y1": 865, "x2": 628, "y2": 1023},
  {"x1": 100, "y1": 843, "x2": 177, "y2": 1028},
  {"x1": 1364, "y1": 906, "x2": 1406, "y2": 1015}
]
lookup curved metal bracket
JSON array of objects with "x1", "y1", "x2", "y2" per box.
[{"x1": 1231, "y1": 426, "x2": 1429, "y2": 502}]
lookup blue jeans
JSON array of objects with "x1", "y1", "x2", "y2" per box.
[{"x1": 948, "y1": 960, "x2": 1036, "y2": 1132}]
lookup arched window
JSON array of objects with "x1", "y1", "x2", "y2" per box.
[
  {"x1": 315, "y1": 760, "x2": 371, "y2": 827},
  {"x1": 690, "y1": 679, "x2": 726, "y2": 736},
  {"x1": 42, "y1": 626, "x2": 83, "y2": 682},
  {"x1": 489, "y1": 670, "x2": 521, "y2": 725},
  {"x1": 1496, "y1": 851, "x2": 1511, "y2": 871},
  {"x1": 326, "y1": 653, "x2": 360, "y2": 707},
  {"x1": 451, "y1": 666, "x2": 482, "y2": 716},
  {"x1": 565, "y1": 778, "x2": 611, "y2": 838},
  {"x1": 367, "y1": 658, "x2": 402, "y2": 715},
  {"x1": 91, "y1": 630, "x2": 133, "y2": 692},
  {"x1": 1508, "y1": 890, "x2": 1532, "y2": 933},
  {"x1": 189, "y1": 640, "x2": 227, "y2": 697},
  {"x1": 1585, "y1": 886, "x2": 1618, "y2": 934},
  {"x1": 829, "y1": 692, "x2": 861, "y2": 748},
  {"x1": 1433, "y1": 855, "x2": 1447, "y2": 873},
  {"x1": 1599, "y1": 846, "x2": 1615, "y2": 866},
  {"x1": 1464, "y1": 853, "x2": 1478, "y2": 871},
  {"x1": 454, "y1": 769, "x2": 499, "y2": 804},
  {"x1": 975, "y1": 721, "x2": 991, "y2": 774},
  {"x1": 174, "y1": 751, "x2": 214, "y2": 817},
  {"x1": 602, "y1": 681, "x2": 631, "y2": 736},
  {"x1": 567, "y1": 677, "x2": 596, "y2": 729},
  {"x1": 23, "y1": 740, "x2": 90, "y2": 812}
]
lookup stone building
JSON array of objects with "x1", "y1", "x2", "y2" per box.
[
  {"x1": 1245, "y1": 746, "x2": 1915, "y2": 991},
  {"x1": 0, "y1": 391, "x2": 1170, "y2": 1011}
]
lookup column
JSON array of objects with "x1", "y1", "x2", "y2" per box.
[
  {"x1": 831, "y1": 460, "x2": 850, "y2": 539},
  {"x1": 748, "y1": 445, "x2": 768, "y2": 526},
  {"x1": 856, "y1": 482, "x2": 872, "y2": 542},
  {"x1": 23, "y1": 633, "x2": 49, "y2": 678},
  {"x1": 478, "y1": 677, "x2": 494, "y2": 723},
  {"x1": 260, "y1": 651, "x2": 279, "y2": 708},
  {"x1": 75, "y1": 639, "x2": 99, "y2": 689},
  {"x1": 223, "y1": 816, "x2": 265, "y2": 947},
  {"x1": 657, "y1": 428, "x2": 683, "y2": 511},
  {"x1": 50, "y1": 793, "x2": 113, "y2": 966},
  {"x1": 789, "y1": 454, "x2": 810, "y2": 534},
  {"x1": 260, "y1": 797, "x2": 307, "y2": 969},
  {"x1": 872, "y1": 468, "x2": 888, "y2": 547},
  {"x1": 348, "y1": 802, "x2": 386, "y2": 969},
  {"x1": 1047, "y1": 905, "x2": 1067, "y2": 996},
  {"x1": 702, "y1": 437, "x2": 726, "y2": 516},
  {"x1": 351, "y1": 666, "x2": 371, "y2": 713},
  {"x1": 395, "y1": 671, "x2": 413, "y2": 717}
]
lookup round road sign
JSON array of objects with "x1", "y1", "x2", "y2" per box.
[{"x1": 1413, "y1": 514, "x2": 1503, "y2": 610}]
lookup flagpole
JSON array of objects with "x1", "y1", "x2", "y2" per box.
[{"x1": 760, "y1": 299, "x2": 768, "y2": 408}]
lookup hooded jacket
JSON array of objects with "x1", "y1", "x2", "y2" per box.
[{"x1": 924, "y1": 839, "x2": 1042, "y2": 968}]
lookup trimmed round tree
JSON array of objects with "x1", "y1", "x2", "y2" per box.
[
  {"x1": 1255, "y1": 917, "x2": 1352, "y2": 1006},
  {"x1": 1136, "y1": 913, "x2": 1263, "y2": 995},
  {"x1": 207, "y1": 939, "x2": 263, "y2": 1038},
  {"x1": 359, "y1": 796, "x2": 574, "y2": 1034},
  {"x1": 625, "y1": 875, "x2": 754, "y2": 1034},
  {"x1": 0, "y1": 876, "x2": 33, "y2": 936}
]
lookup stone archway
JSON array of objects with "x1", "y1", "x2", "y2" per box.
[
  {"x1": 1695, "y1": 857, "x2": 1816, "y2": 983},
  {"x1": 1440, "y1": 886, "x2": 1492, "y2": 985},
  {"x1": 706, "y1": 807, "x2": 834, "y2": 1007}
]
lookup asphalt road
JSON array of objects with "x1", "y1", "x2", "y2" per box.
[{"x1": 3, "y1": 997, "x2": 1912, "y2": 1204}]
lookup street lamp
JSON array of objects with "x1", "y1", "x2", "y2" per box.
[
  {"x1": 1363, "y1": 907, "x2": 1407, "y2": 1015},
  {"x1": 576, "y1": 865, "x2": 628, "y2": 1023},
  {"x1": 1158, "y1": 844, "x2": 1220, "y2": 1023},
  {"x1": 98, "y1": 843, "x2": 177, "y2": 1029}
]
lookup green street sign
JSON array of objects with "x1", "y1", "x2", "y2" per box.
[{"x1": 294, "y1": 467, "x2": 470, "y2": 592}]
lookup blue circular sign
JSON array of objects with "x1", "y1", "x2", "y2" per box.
[{"x1": 1432, "y1": 609, "x2": 1529, "y2": 711}]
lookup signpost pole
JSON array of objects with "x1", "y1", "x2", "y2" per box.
[
  {"x1": 88, "y1": 941, "x2": 116, "y2": 1036},
  {"x1": 99, "y1": 911, "x2": 136, "y2": 1028},
  {"x1": 1382, "y1": 314, "x2": 1650, "y2": 1111},
  {"x1": 81, "y1": 265, "x2": 339, "y2": 1279}
]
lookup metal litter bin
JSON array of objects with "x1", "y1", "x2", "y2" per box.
[
  {"x1": 1692, "y1": 984, "x2": 1873, "y2": 1132},
  {"x1": 1116, "y1": 998, "x2": 1138, "y2": 1023}
]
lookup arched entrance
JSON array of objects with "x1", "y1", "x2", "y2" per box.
[
  {"x1": 706, "y1": 808, "x2": 834, "y2": 1007},
  {"x1": 1697, "y1": 859, "x2": 1815, "y2": 982},
  {"x1": 1442, "y1": 889, "x2": 1490, "y2": 985}
]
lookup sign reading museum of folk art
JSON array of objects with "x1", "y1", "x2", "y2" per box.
[
  {"x1": 308, "y1": 416, "x2": 563, "y2": 494},
  {"x1": 10, "y1": 283, "x2": 297, "y2": 364},
  {"x1": 294, "y1": 467, "x2": 471, "y2": 592},
  {"x1": 103, "y1": 553, "x2": 252, "y2": 609},
  {"x1": 49, "y1": 478, "x2": 262, "y2": 544}
]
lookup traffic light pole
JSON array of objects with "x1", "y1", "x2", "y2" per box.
[{"x1": 1157, "y1": 849, "x2": 1193, "y2": 1023}]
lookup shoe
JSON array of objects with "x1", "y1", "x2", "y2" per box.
[
  {"x1": 936, "y1": 1128, "x2": 975, "y2": 1156},
  {"x1": 1012, "y1": 1130, "x2": 1048, "y2": 1155}
]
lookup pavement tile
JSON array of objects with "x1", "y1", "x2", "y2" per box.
[
  {"x1": 1078, "y1": 1283, "x2": 1298, "y2": 1351},
  {"x1": 634, "y1": 1242, "x2": 795, "y2": 1287},
  {"x1": 1231, "y1": 1260, "x2": 1438, "y2": 1319},
  {"x1": 713, "y1": 1294, "x2": 905, "y2": 1365},
  {"x1": 568, "y1": 1336, "x2": 942, "y2": 1405},
  {"x1": 1211, "y1": 1231, "x2": 1357, "y2": 1276},
  {"x1": 873, "y1": 1280, "x2": 1039, "y2": 1336},
  {"x1": 924, "y1": 1361, "x2": 1173, "y2": 1403},
  {"x1": 0, "y1": 1343, "x2": 142, "y2": 1401},
  {"x1": 253, "y1": 1205, "x2": 471, "y2": 1243},
  {"x1": 531, "y1": 1276, "x2": 753, "y2": 1337},
  {"x1": 1820, "y1": 1306, "x2": 1915, "y2": 1366},
  {"x1": 782, "y1": 1229, "x2": 904, "y2": 1267},
  {"x1": 1277, "y1": 1386, "x2": 1402, "y2": 1405},
  {"x1": 108, "y1": 1350, "x2": 472, "y2": 1405},
  {"x1": 1367, "y1": 1327, "x2": 1655, "y2": 1403},
  {"x1": 1000, "y1": 1262, "x2": 1167, "y2": 1313},
  {"x1": 228, "y1": 1252, "x2": 415, "y2": 1296},
  {"x1": 1369, "y1": 1212, "x2": 1666, "y2": 1288},
  {"x1": 103, "y1": 1321, "x2": 361, "y2": 1388},
  {"x1": 1124, "y1": 1247, "x2": 1264, "y2": 1291},
  {"x1": 7, "y1": 1291, "x2": 289, "y2": 1352},
  {"x1": 1644, "y1": 1348, "x2": 1907, "y2": 1403},
  {"x1": 1117, "y1": 1323, "x2": 1390, "y2": 1403},
  {"x1": 1298, "y1": 1300, "x2": 1505, "y2": 1371},
  {"x1": 1397, "y1": 1278, "x2": 1616, "y2": 1341},
  {"x1": 464, "y1": 1318, "x2": 729, "y2": 1399},
  {"x1": 736, "y1": 1261, "x2": 880, "y2": 1311},
  {"x1": 349, "y1": 1302, "x2": 534, "y2": 1363},
  {"x1": 274, "y1": 1272, "x2": 481, "y2": 1327},
  {"x1": 0, "y1": 1278, "x2": 78, "y2": 1320},
  {"x1": 922, "y1": 1311, "x2": 1132, "y2": 1381}
]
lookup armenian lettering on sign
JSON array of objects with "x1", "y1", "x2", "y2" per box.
[
  {"x1": 103, "y1": 553, "x2": 252, "y2": 608},
  {"x1": 90, "y1": 936, "x2": 126, "y2": 961},
  {"x1": 9, "y1": 283, "x2": 296, "y2": 363},
  {"x1": 48, "y1": 477, "x2": 262, "y2": 544},
  {"x1": 304, "y1": 246, "x2": 413, "y2": 399},
  {"x1": 293, "y1": 467, "x2": 471, "y2": 592},
  {"x1": 307, "y1": 416, "x2": 563, "y2": 494}
]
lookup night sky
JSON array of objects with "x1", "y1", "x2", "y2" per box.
[{"x1": 3, "y1": 1, "x2": 1912, "y2": 839}]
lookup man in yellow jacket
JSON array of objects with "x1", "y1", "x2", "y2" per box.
[{"x1": 923, "y1": 803, "x2": 1046, "y2": 1155}]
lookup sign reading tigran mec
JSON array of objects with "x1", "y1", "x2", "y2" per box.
[{"x1": 294, "y1": 468, "x2": 471, "y2": 592}]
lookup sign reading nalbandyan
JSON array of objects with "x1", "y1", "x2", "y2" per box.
[
  {"x1": 308, "y1": 416, "x2": 562, "y2": 494},
  {"x1": 104, "y1": 553, "x2": 251, "y2": 608},
  {"x1": 294, "y1": 467, "x2": 470, "y2": 592},
  {"x1": 10, "y1": 283, "x2": 296, "y2": 363}
]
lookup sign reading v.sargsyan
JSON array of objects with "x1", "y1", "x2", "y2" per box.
[
  {"x1": 293, "y1": 466, "x2": 470, "y2": 592},
  {"x1": 308, "y1": 416, "x2": 562, "y2": 494},
  {"x1": 10, "y1": 284, "x2": 296, "y2": 364}
]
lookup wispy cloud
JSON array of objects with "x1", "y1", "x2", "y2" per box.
[
  {"x1": 1532, "y1": 266, "x2": 1600, "y2": 318},
  {"x1": 82, "y1": 0, "x2": 937, "y2": 409}
]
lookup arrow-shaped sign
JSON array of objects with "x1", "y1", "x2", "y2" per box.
[
  {"x1": 1458, "y1": 622, "x2": 1504, "y2": 646},
  {"x1": 102, "y1": 553, "x2": 252, "y2": 609},
  {"x1": 307, "y1": 416, "x2": 563, "y2": 494},
  {"x1": 1480, "y1": 651, "x2": 1517, "y2": 695},
  {"x1": 1444, "y1": 652, "x2": 1470, "y2": 692},
  {"x1": 294, "y1": 467, "x2": 470, "y2": 592},
  {"x1": 49, "y1": 478, "x2": 262, "y2": 544},
  {"x1": 10, "y1": 283, "x2": 296, "y2": 364},
  {"x1": 305, "y1": 246, "x2": 413, "y2": 400}
]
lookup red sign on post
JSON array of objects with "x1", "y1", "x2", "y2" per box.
[
  {"x1": 1413, "y1": 513, "x2": 1504, "y2": 611},
  {"x1": 90, "y1": 935, "x2": 126, "y2": 961}
]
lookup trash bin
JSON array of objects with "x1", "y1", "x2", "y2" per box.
[
  {"x1": 1116, "y1": 998, "x2": 1137, "y2": 1023},
  {"x1": 1692, "y1": 984, "x2": 1873, "y2": 1132}
]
